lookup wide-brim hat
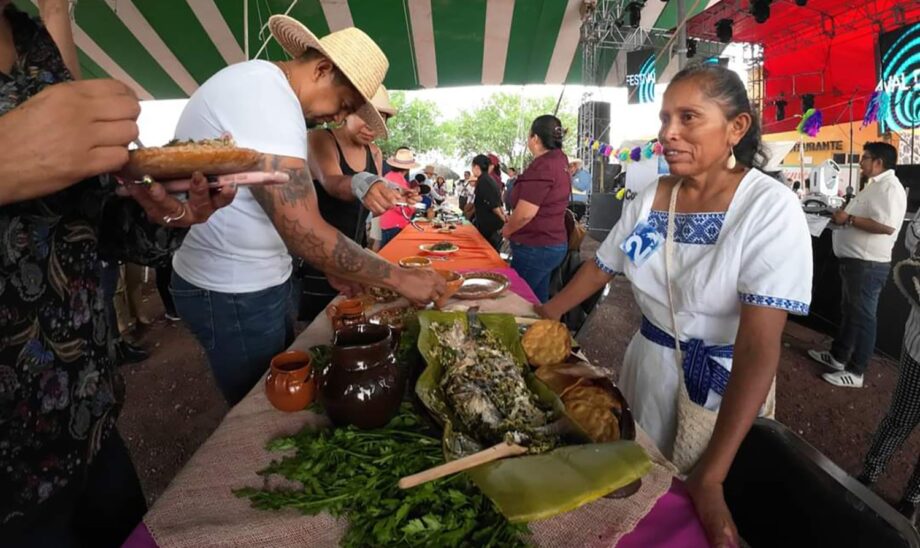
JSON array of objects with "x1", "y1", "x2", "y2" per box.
[
  {"x1": 269, "y1": 15, "x2": 389, "y2": 138},
  {"x1": 371, "y1": 86, "x2": 397, "y2": 118},
  {"x1": 387, "y1": 148, "x2": 420, "y2": 170}
]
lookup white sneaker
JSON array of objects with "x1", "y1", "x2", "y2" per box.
[
  {"x1": 808, "y1": 349, "x2": 846, "y2": 371},
  {"x1": 821, "y1": 370, "x2": 864, "y2": 388}
]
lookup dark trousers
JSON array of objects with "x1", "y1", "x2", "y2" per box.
[
  {"x1": 863, "y1": 347, "x2": 920, "y2": 503},
  {"x1": 99, "y1": 260, "x2": 120, "y2": 340},
  {"x1": 155, "y1": 263, "x2": 176, "y2": 316},
  {"x1": 381, "y1": 227, "x2": 401, "y2": 249},
  {"x1": 170, "y1": 272, "x2": 294, "y2": 406},
  {"x1": 510, "y1": 242, "x2": 568, "y2": 303},
  {"x1": 3, "y1": 432, "x2": 147, "y2": 548},
  {"x1": 830, "y1": 258, "x2": 891, "y2": 374}
]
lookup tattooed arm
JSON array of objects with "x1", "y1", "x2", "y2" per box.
[{"x1": 250, "y1": 154, "x2": 445, "y2": 303}]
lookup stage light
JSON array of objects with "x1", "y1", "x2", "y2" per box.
[
  {"x1": 795, "y1": 0, "x2": 807, "y2": 5},
  {"x1": 801, "y1": 93, "x2": 815, "y2": 112},
  {"x1": 775, "y1": 98, "x2": 787, "y2": 121},
  {"x1": 715, "y1": 19, "x2": 733, "y2": 43},
  {"x1": 627, "y1": 2, "x2": 644, "y2": 28},
  {"x1": 686, "y1": 38, "x2": 698, "y2": 58},
  {"x1": 751, "y1": 0, "x2": 771, "y2": 24}
]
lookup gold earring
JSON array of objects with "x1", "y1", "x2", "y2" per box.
[{"x1": 726, "y1": 147, "x2": 737, "y2": 169}]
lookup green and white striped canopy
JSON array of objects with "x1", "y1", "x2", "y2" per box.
[{"x1": 18, "y1": 0, "x2": 714, "y2": 100}]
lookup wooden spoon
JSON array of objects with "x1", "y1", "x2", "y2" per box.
[{"x1": 398, "y1": 441, "x2": 527, "y2": 489}]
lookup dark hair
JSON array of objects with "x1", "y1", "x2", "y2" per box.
[
  {"x1": 472, "y1": 154, "x2": 491, "y2": 173},
  {"x1": 863, "y1": 142, "x2": 897, "y2": 170},
  {"x1": 414, "y1": 173, "x2": 427, "y2": 184},
  {"x1": 299, "y1": 48, "x2": 352, "y2": 88},
  {"x1": 437, "y1": 176, "x2": 445, "y2": 184},
  {"x1": 669, "y1": 63, "x2": 765, "y2": 169},
  {"x1": 530, "y1": 115, "x2": 566, "y2": 150},
  {"x1": 509, "y1": 167, "x2": 518, "y2": 175},
  {"x1": 419, "y1": 184, "x2": 431, "y2": 195}
]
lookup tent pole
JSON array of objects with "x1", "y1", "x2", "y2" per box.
[
  {"x1": 676, "y1": 0, "x2": 687, "y2": 70},
  {"x1": 846, "y1": 99, "x2": 854, "y2": 201},
  {"x1": 244, "y1": 0, "x2": 249, "y2": 59}
]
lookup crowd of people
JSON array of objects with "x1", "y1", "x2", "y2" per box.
[{"x1": 1, "y1": 3, "x2": 917, "y2": 547}]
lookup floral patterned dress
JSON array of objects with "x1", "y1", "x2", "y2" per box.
[{"x1": 0, "y1": 6, "x2": 183, "y2": 529}]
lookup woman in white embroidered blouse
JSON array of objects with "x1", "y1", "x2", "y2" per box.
[{"x1": 539, "y1": 64, "x2": 813, "y2": 547}]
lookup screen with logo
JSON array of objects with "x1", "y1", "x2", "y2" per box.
[
  {"x1": 878, "y1": 22, "x2": 919, "y2": 132},
  {"x1": 626, "y1": 49, "x2": 657, "y2": 105}
]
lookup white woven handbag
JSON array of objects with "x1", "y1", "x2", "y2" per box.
[{"x1": 662, "y1": 181, "x2": 775, "y2": 474}]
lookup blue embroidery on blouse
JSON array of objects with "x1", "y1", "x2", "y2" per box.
[
  {"x1": 740, "y1": 293, "x2": 810, "y2": 315},
  {"x1": 595, "y1": 255, "x2": 621, "y2": 276},
  {"x1": 647, "y1": 211, "x2": 725, "y2": 245}
]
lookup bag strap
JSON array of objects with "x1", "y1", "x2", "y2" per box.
[{"x1": 664, "y1": 179, "x2": 684, "y2": 365}]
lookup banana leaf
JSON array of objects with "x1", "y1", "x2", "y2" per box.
[{"x1": 416, "y1": 310, "x2": 651, "y2": 523}]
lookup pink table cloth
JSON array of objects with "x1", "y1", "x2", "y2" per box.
[
  {"x1": 124, "y1": 480, "x2": 707, "y2": 548},
  {"x1": 121, "y1": 268, "x2": 708, "y2": 547}
]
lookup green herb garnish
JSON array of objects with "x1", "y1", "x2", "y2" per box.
[{"x1": 235, "y1": 403, "x2": 528, "y2": 547}]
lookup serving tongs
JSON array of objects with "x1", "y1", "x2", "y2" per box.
[{"x1": 394, "y1": 201, "x2": 424, "y2": 232}]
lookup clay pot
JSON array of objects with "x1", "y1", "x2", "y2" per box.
[
  {"x1": 319, "y1": 324, "x2": 404, "y2": 429},
  {"x1": 328, "y1": 298, "x2": 367, "y2": 331},
  {"x1": 265, "y1": 351, "x2": 315, "y2": 412},
  {"x1": 435, "y1": 270, "x2": 464, "y2": 309}
]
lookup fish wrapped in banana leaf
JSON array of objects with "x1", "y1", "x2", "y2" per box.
[{"x1": 431, "y1": 321, "x2": 557, "y2": 452}]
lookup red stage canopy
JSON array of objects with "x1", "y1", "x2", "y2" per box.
[{"x1": 687, "y1": 0, "x2": 920, "y2": 135}]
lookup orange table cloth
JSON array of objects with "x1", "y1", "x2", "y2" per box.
[{"x1": 378, "y1": 223, "x2": 506, "y2": 271}]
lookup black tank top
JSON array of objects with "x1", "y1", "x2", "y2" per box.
[
  {"x1": 296, "y1": 131, "x2": 378, "y2": 320},
  {"x1": 314, "y1": 128, "x2": 377, "y2": 242}
]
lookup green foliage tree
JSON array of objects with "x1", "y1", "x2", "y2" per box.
[
  {"x1": 377, "y1": 91, "x2": 455, "y2": 157},
  {"x1": 451, "y1": 92, "x2": 577, "y2": 171}
]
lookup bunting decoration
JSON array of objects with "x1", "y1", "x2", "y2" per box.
[
  {"x1": 582, "y1": 135, "x2": 663, "y2": 164},
  {"x1": 796, "y1": 108, "x2": 823, "y2": 137}
]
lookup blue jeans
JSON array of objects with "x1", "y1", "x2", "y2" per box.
[
  {"x1": 510, "y1": 242, "x2": 568, "y2": 303},
  {"x1": 830, "y1": 258, "x2": 891, "y2": 375},
  {"x1": 170, "y1": 272, "x2": 294, "y2": 406},
  {"x1": 381, "y1": 227, "x2": 401, "y2": 249}
]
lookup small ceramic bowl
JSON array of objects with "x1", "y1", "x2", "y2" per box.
[
  {"x1": 399, "y1": 256, "x2": 432, "y2": 269},
  {"x1": 435, "y1": 270, "x2": 464, "y2": 309}
]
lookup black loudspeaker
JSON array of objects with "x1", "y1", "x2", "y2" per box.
[{"x1": 587, "y1": 192, "x2": 624, "y2": 242}]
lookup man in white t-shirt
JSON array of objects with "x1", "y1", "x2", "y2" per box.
[
  {"x1": 809, "y1": 142, "x2": 906, "y2": 388},
  {"x1": 170, "y1": 17, "x2": 445, "y2": 405}
]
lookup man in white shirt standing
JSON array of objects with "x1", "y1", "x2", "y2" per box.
[
  {"x1": 170, "y1": 16, "x2": 444, "y2": 405},
  {"x1": 809, "y1": 142, "x2": 907, "y2": 388}
]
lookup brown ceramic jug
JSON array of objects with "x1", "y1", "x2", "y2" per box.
[
  {"x1": 265, "y1": 350, "x2": 315, "y2": 412},
  {"x1": 319, "y1": 324, "x2": 404, "y2": 429}
]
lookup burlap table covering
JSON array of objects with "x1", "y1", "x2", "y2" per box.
[{"x1": 145, "y1": 294, "x2": 676, "y2": 547}]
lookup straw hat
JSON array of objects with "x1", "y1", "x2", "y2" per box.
[
  {"x1": 386, "y1": 148, "x2": 420, "y2": 170},
  {"x1": 371, "y1": 86, "x2": 397, "y2": 118},
  {"x1": 269, "y1": 15, "x2": 389, "y2": 138},
  {"x1": 570, "y1": 158, "x2": 584, "y2": 166}
]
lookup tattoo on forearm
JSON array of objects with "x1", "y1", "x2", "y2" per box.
[
  {"x1": 278, "y1": 216, "x2": 393, "y2": 281},
  {"x1": 330, "y1": 232, "x2": 392, "y2": 279},
  {"x1": 252, "y1": 156, "x2": 316, "y2": 221}
]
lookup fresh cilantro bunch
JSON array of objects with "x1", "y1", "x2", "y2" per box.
[{"x1": 235, "y1": 404, "x2": 528, "y2": 547}]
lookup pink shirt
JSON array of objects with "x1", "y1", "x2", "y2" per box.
[{"x1": 380, "y1": 171, "x2": 412, "y2": 230}]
